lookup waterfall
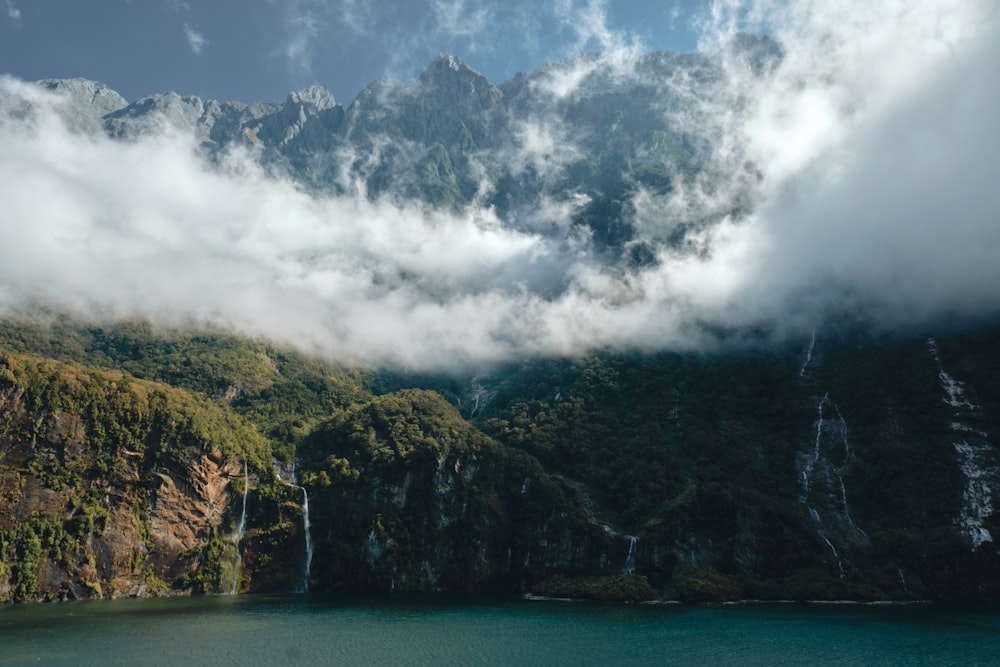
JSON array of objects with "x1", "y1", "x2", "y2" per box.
[
  {"x1": 226, "y1": 461, "x2": 249, "y2": 595},
  {"x1": 927, "y1": 338, "x2": 979, "y2": 411},
  {"x1": 795, "y1": 336, "x2": 868, "y2": 577},
  {"x1": 814, "y1": 394, "x2": 827, "y2": 460},
  {"x1": 837, "y1": 477, "x2": 866, "y2": 539},
  {"x1": 297, "y1": 485, "x2": 314, "y2": 593},
  {"x1": 927, "y1": 337, "x2": 997, "y2": 550},
  {"x1": 832, "y1": 403, "x2": 850, "y2": 462},
  {"x1": 800, "y1": 393, "x2": 828, "y2": 499},
  {"x1": 457, "y1": 376, "x2": 494, "y2": 418},
  {"x1": 820, "y1": 534, "x2": 845, "y2": 579},
  {"x1": 622, "y1": 535, "x2": 638, "y2": 574},
  {"x1": 800, "y1": 330, "x2": 816, "y2": 377},
  {"x1": 274, "y1": 460, "x2": 316, "y2": 592},
  {"x1": 798, "y1": 393, "x2": 867, "y2": 574},
  {"x1": 236, "y1": 463, "x2": 248, "y2": 542}
]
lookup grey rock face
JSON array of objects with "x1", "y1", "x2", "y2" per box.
[
  {"x1": 5, "y1": 36, "x2": 778, "y2": 262},
  {"x1": 32, "y1": 78, "x2": 128, "y2": 132},
  {"x1": 38, "y1": 78, "x2": 128, "y2": 116}
]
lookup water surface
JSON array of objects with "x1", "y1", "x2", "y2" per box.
[{"x1": 1, "y1": 595, "x2": 997, "y2": 665}]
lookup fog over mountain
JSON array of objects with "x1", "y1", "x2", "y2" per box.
[{"x1": 1, "y1": 0, "x2": 997, "y2": 370}]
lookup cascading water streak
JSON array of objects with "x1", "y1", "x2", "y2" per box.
[
  {"x1": 800, "y1": 330, "x2": 816, "y2": 377},
  {"x1": 227, "y1": 461, "x2": 249, "y2": 595},
  {"x1": 622, "y1": 536, "x2": 638, "y2": 575},
  {"x1": 274, "y1": 461, "x2": 316, "y2": 593},
  {"x1": 795, "y1": 336, "x2": 868, "y2": 578},
  {"x1": 927, "y1": 337, "x2": 997, "y2": 550},
  {"x1": 235, "y1": 463, "x2": 248, "y2": 542},
  {"x1": 820, "y1": 534, "x2": 845, "y2": 579},
  {"x1": 298, "y1": 485, "x2": 314, "y2": 593}
]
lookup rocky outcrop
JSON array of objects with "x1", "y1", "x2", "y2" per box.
[
  {"x1": 0, "y1": 351, "x2": 268, "y2": 602},
  {"x1": 148, "y1": 451, "x2": 242, "y2": 583},
  {"x1": 35, "y1": 78, "x2": 128, "y2": 132}
]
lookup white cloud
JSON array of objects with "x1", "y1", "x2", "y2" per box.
[
  {"x1": 662, "y1": 0, "x2": 1000, "y2": 333},
  {"x1": 507, "y1": 118, "x2": 583, "y2": 180},
  {"x1": 381, "y1": 1, "x2": 647, "y2": 96},
  {"x1": 279, "y1": 0, "x2": 376, "y2": 80},
  {"x1": 430, "y1": 0, "x2": 493, "y2": 46},
  {"x1": 339, "y1": 0, "x2": 373, "y2": 35},
  {"x1": 0, "y1": 78, "x2": 548, "y2": 369},
  {"x1": 4, "y1": 0, "x2": 20, "y2": 21},
  {"x1": 183, "y1": 24, "x2": 208, "y2": 55},
  {"x1": 1, "y1": 0, "x2": 999, "y2": 370},
  {"x1": 283, "y1": 5, "x2": 322, "y2": 77},
  {"x1": 553, "y1": 0, "x2": 627, "y2": 53}
]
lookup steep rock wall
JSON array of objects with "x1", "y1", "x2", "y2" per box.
[
  {"x1": 302, "y1": 390, "x2": 626, "y2": 594},
  {"x1": 0, "y1": 352, "x2": 267, "y2": 602}
]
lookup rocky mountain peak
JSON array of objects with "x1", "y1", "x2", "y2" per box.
[
  {"x1": 418, "y1": 53, "x2": 488, "y2": 88},
  {"x1": 286, "y1": 85, "x2": 337, "y2": 111},
  {"x1": 103, "y1": 91, "x2": 213, "y2": 140},
  {"x1": 37, "y1": 78, "x2": 129, "y2": 116},
  {"x1": 28, "y1": 78, "x2": 129, "y2": 132}
]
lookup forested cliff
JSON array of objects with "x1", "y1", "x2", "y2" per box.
[{"x1": 2, "y1": 316, "x2": 998, "y2": 603}]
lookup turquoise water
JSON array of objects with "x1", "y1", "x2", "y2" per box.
[{"x1": 1, "y1": 595, "x2": 998, "y2": 665}]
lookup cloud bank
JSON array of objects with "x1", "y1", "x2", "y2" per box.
[
  {"x1": 1, "y1": 0, "x2": 998, "y2": 370},
  {"x1": 694, "y1": 0, "x2": 1000, "y2": 330}
]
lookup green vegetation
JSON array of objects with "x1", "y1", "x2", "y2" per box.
[
  {"x1": 669, "y1": 565, "x2": 742, "y2": 602},
  {"x1": 0, "y1": 338, "x2": 277, "y2": 602},
  {"x1": 0, "y1": 350, "x2": 271, "y2": 469},
  {"x1": 177, "y1": 528, "x2": 228, "y2": 594},
  {"x1": 533, "y1": 574, "x2": 657, "y2": 602},
  {"x1": 1, "y1": 314, "x2": 1000, "y2": 603},
  {"x1": 0, "y1": 314, "x2": 368, "y2": 461},
  {"x1": 300, "y1": 389, "x2": 615, "y2": 593}
]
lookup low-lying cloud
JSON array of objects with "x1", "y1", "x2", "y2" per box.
[
  {"x1": 1, "y1": 0, "x2": 998, "y2": 370},
  {"x1": 696, "y1": 0, "x2": 1000, "y2": 331}
]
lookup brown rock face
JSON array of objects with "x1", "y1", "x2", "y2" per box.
[
  {"x1": 148, "y1": 452, "x2": 242, "y2": 581},
  {"x1": 0, "y1": 444, "x2": 246, "y2": 601},
  {"x1": 0, "y1": 393, "x2": 245, "y2": 600},
  {"x1": 0, "y1": 350, "x2": 275, "y2": 604}
]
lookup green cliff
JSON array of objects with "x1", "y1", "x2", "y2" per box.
[{"x1": 2, "y1": 317, "x2": 999, "y2": 603}]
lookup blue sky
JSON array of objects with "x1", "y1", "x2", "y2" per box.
[{"x1": 0, "y1": 0, "x2": 711, "y2": 104}]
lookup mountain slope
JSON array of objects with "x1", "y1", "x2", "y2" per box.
[
  {"x1": 3, "y1": 317, "x2": 999, "y2": 602},
  {"x1": 0, "y1": 348, "x2": 269, "y2": 601},
  {"x1": 1, "y1": 35, "x2": 999, "y2": 603}
]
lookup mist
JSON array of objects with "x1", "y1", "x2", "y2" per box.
[{"x1": 1, "y1": 0, "x2": 998, "y2": 370}]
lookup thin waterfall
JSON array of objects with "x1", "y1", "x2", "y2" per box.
[
  {"x1": 235, "y1": 463, "x2": 248, "y2": 542},
  {"x1": 297, "y1": 485, "x2": 314, "y2": 593},
  {"x1": 274, "y1": 460, "x2": 315, "y2": 592},
  {"x1": 227, "y1": 461, "x2": 249, "y2": 595},
  {"x1": 820, "y1": 534, "x2": 845, "y2": 579},
  {"x1": 622, "y1": 535, "x2": 638, "y2": 574},
  {"x1": 795, "y1": 336, "x2": 867, "y2": 578},
  {"x1": 800, "y1": 393, "x2": 828, "y2": 500},
  {"x1": 800, "y1": 330, "x2": 816, "y2": 377},
  {"x1": 928, "y1": 337, "x2": 996, "y2": 549}
]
